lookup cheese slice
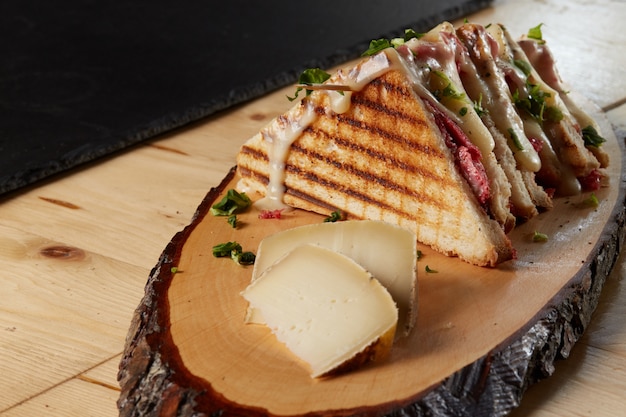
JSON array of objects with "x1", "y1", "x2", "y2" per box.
[
  {"x1": 241, "y1": 244, "x2": 398, "y2": 378},
  {"x1": 248, "y1": 220, "x2": 417, "y2": 336}
]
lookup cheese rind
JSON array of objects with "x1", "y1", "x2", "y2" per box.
[
  {"x1": 241, "y1": 244, "x2": 398, "y2": 378},
  {"x1": 248, "y1": 220, "x2": 417, "y2": 336}
]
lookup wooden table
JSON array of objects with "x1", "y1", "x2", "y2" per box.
[{"x1": 1, "y1": 0, "x2": 625, "y2": 415}]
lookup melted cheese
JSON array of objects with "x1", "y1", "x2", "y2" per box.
[
  {"x1": 254, "y1": 100, "x2": 318, "y2": 211},
  {"x1": 241, "y1": 244, "x2": 398, "y2": 378},
  {"x1": 405, "y1": 22, "x2": 495, "y2": 155},
  {"x1": 248, "y1": 220, "x2": 418, "y2": 337}
]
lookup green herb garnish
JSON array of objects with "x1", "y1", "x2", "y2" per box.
[
  {"x1": 211, "y1": 189, "x2": 252, "y2": 216},
  {"x1": 507, "y1": 128, "x2": 524, "y2": 151},
  {"x1": 431, "y1": 70, "x2": 465, "y2": 102},
  {"x1": 513, "y1": 59, "x2": 532, "y2": 77},
  {"x1": 362, "y1": 29, "x2": 423, "y2": 56},
  {"x1": 362, "y1": 38, "x2": 394, "y2": 56},
  {"x1": 425, "y1": 265, "x2": 438, "y2": 273},
  {"x1": 581, "y1": 125, "x2": 607, "y2": 148},
  {"x1": 459, "y1": 107, "x2": 468, "y2": 116},
  {"x1": 236, "y1": 251, "x2": 257, "y2": 266},
  {"x1": 532, "y1": 231, "x2": 549, "y2": 242},
  {"x1": 287, "y1": 68, "x2": 332, "y2": 101},
  {"x1": 527, "y1": 23, "x2": 545, "y2": 44},
  {"x1": 473, "y1": 94, "x2": 487, "y2": 117},
  {"x1": 402, "y1": 28, "x2": 424, "y2": 42},
  {"x1": 212, "y1": 241, "x2": 256, "y2": 266},
  {"x1": 227, "y1": 214, "x2": 238, "y2": 228},
  {"x1": 212, "y1": 241, "x2": 242, "y2": 258},
  {"x1": 324, "y1": 210, "x2": 343, "y2": 223},
  {"x1": 583, "y1": 193, "x2": 600, "y2": 207},
  {"x1": 513, "y1": 83, "x2": 562, "y2": 124}
]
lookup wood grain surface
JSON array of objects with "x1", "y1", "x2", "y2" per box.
[{"x1": 2, "y1": 0, "x2": 626, "y2": 416}]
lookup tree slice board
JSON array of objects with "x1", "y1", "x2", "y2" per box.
[{"x1": 118, "y1": 105, "x2": 625, "y2": 416}]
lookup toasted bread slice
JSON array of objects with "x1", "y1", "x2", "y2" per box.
[{"x1": 238, "y1": 66, "x2": 515, "y2": 267}]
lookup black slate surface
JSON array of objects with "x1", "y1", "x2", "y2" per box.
[{"x1": 0, "y1": 0, "x2": 491, "y2": 196}]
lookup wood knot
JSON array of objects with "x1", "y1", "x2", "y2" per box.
[
  {"x1": 40, "y1": 245, "x2": 85, "y2": 260},
  {"x1": 249, "y1": 113, "x2": 267, "y2": 121}
]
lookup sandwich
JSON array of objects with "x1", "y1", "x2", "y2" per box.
[{"x1": 236, "y1": 21, "x2": 608, "y2": 267}]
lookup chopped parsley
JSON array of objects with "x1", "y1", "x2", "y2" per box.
[
  {"x1": 583, "y1": 192, "x2": 600, "y2": 207},
  {"x1": 210, "y1": 189, "x2": 252, "y2": 216},
  {"x1": 532, "y1": 231, "x2": 549, "y2": 242},
  {"x1": 212, "y1": 241, "x2": 242, "y2": 257},
  {"x1": 431, "y1": 70, "x2": 465, "y2": 102},
  {"x1": 402, "y1": 28, "x2": 424, "y2": 42},
  {"x1": 212, "y1": 241, "x2": 256, "y2": 266},
  {"x1": 362, "y1": 28, "x2": 424, "y2": 56},
  {"x1": 227, "y1": 214, "x2": 238, "y2": 228},
  {"x1": 324, "y1": 210, "x2": 343, "y2": 223},
  {"x1": 287, "y1": 68, "x2": 332, "y2": 101},
  {"x1": 527, "y1": 23, "x2": 546, "y2": 44},
  {"x1": 425, "y1": 265, "x2": 438, "y2": 273},
  {"x1": 512, "y1": 83, "x2": 562, "y2": 124},
  {"x1": 507, "y1": 128, "x2": 524, "y2": 151},
  {"x1": 581, "y1": 125, "x2": 607, "y2": 148},
  {"x1": 236, "y1": 251, "x2": 257, "y2": 266},
  {"x1": 473, "y1": 94, "x2": 487, "y2": 117},
  {"x1": 513, "y1": 59, "x2": 532, "y2": 77},
  {"x1": 362, "y1": 38, "x2": 394, "y2": 56}
]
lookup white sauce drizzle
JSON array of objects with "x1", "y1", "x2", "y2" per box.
[
  {"x1": 254, "y1": 51, "x2": 397, "y2": 210},
  {"x1": 480, "y1": 24, "x2": 541, "y2": 172},
  {"x1": 255, "y1": 101, "x2": 318, "y2": 211}
]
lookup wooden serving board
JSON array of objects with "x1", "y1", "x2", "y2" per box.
[{"x1": 118, "y1": 106, "x2": 625, "y2": 416}]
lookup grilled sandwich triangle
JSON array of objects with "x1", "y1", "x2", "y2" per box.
[
  {"x1": 236, "y1": 21, "x2": 609, "y2": 268},
  {"x1": 237, "y1": 55, "x2": 516, "y2": 267}
]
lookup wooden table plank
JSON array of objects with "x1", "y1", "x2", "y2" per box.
[
  {"x1": 0, "y1": 147, "x2": 214, "y2": 269},
  {"x1": 0, "y1": 224, "x2": 145, "y2": 411},
  {"x1": 78, "y1": 356, "x2": 124, "y2": 392},
  {"x1": 2, "y1": 379, "x2": 118, "y2": 417}
]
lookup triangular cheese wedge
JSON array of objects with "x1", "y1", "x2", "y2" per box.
[
  {"x1": 241, "y1": 244, "x2": 398, "y2": 378},
  {"x1": 237, "y1": 50, "x2": 515, "y2": 267},
  {"x1": 247, "y1": 220, "x2": 418, "y2": 337}
]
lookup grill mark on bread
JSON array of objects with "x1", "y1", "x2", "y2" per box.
[
  {"x1": 334, "y1": 111, "x2": 437, "y2": 157},
  {"x1": 239, "y1": 144, "x2": 268, "y2": 162},
  {"x1": 237, "y1": 166, "x2": 269, "y2": 187},
  {"x1": 370, "y1": 77, "x2": 411, "y2": 96},
  {"x1": 303, "y1": 126, "x2": 448, "y2": 183},
  {"x1": 287, "y1": 143, "x2": 448, "y2": 210},
  {"x1": 284, "y1": 164, "x2": 408, "y2": 216},
  {"x1": 238, "y1": 158, "x2": 447, "y2": 216}
]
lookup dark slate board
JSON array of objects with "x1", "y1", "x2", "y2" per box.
[{"x1": 0, "y1": 0, "x2": 491, "y2": 196}]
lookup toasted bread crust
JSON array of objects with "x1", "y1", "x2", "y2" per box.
[{"x1": 238, "y1": 70, "x2": 515, "y2": 267}]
